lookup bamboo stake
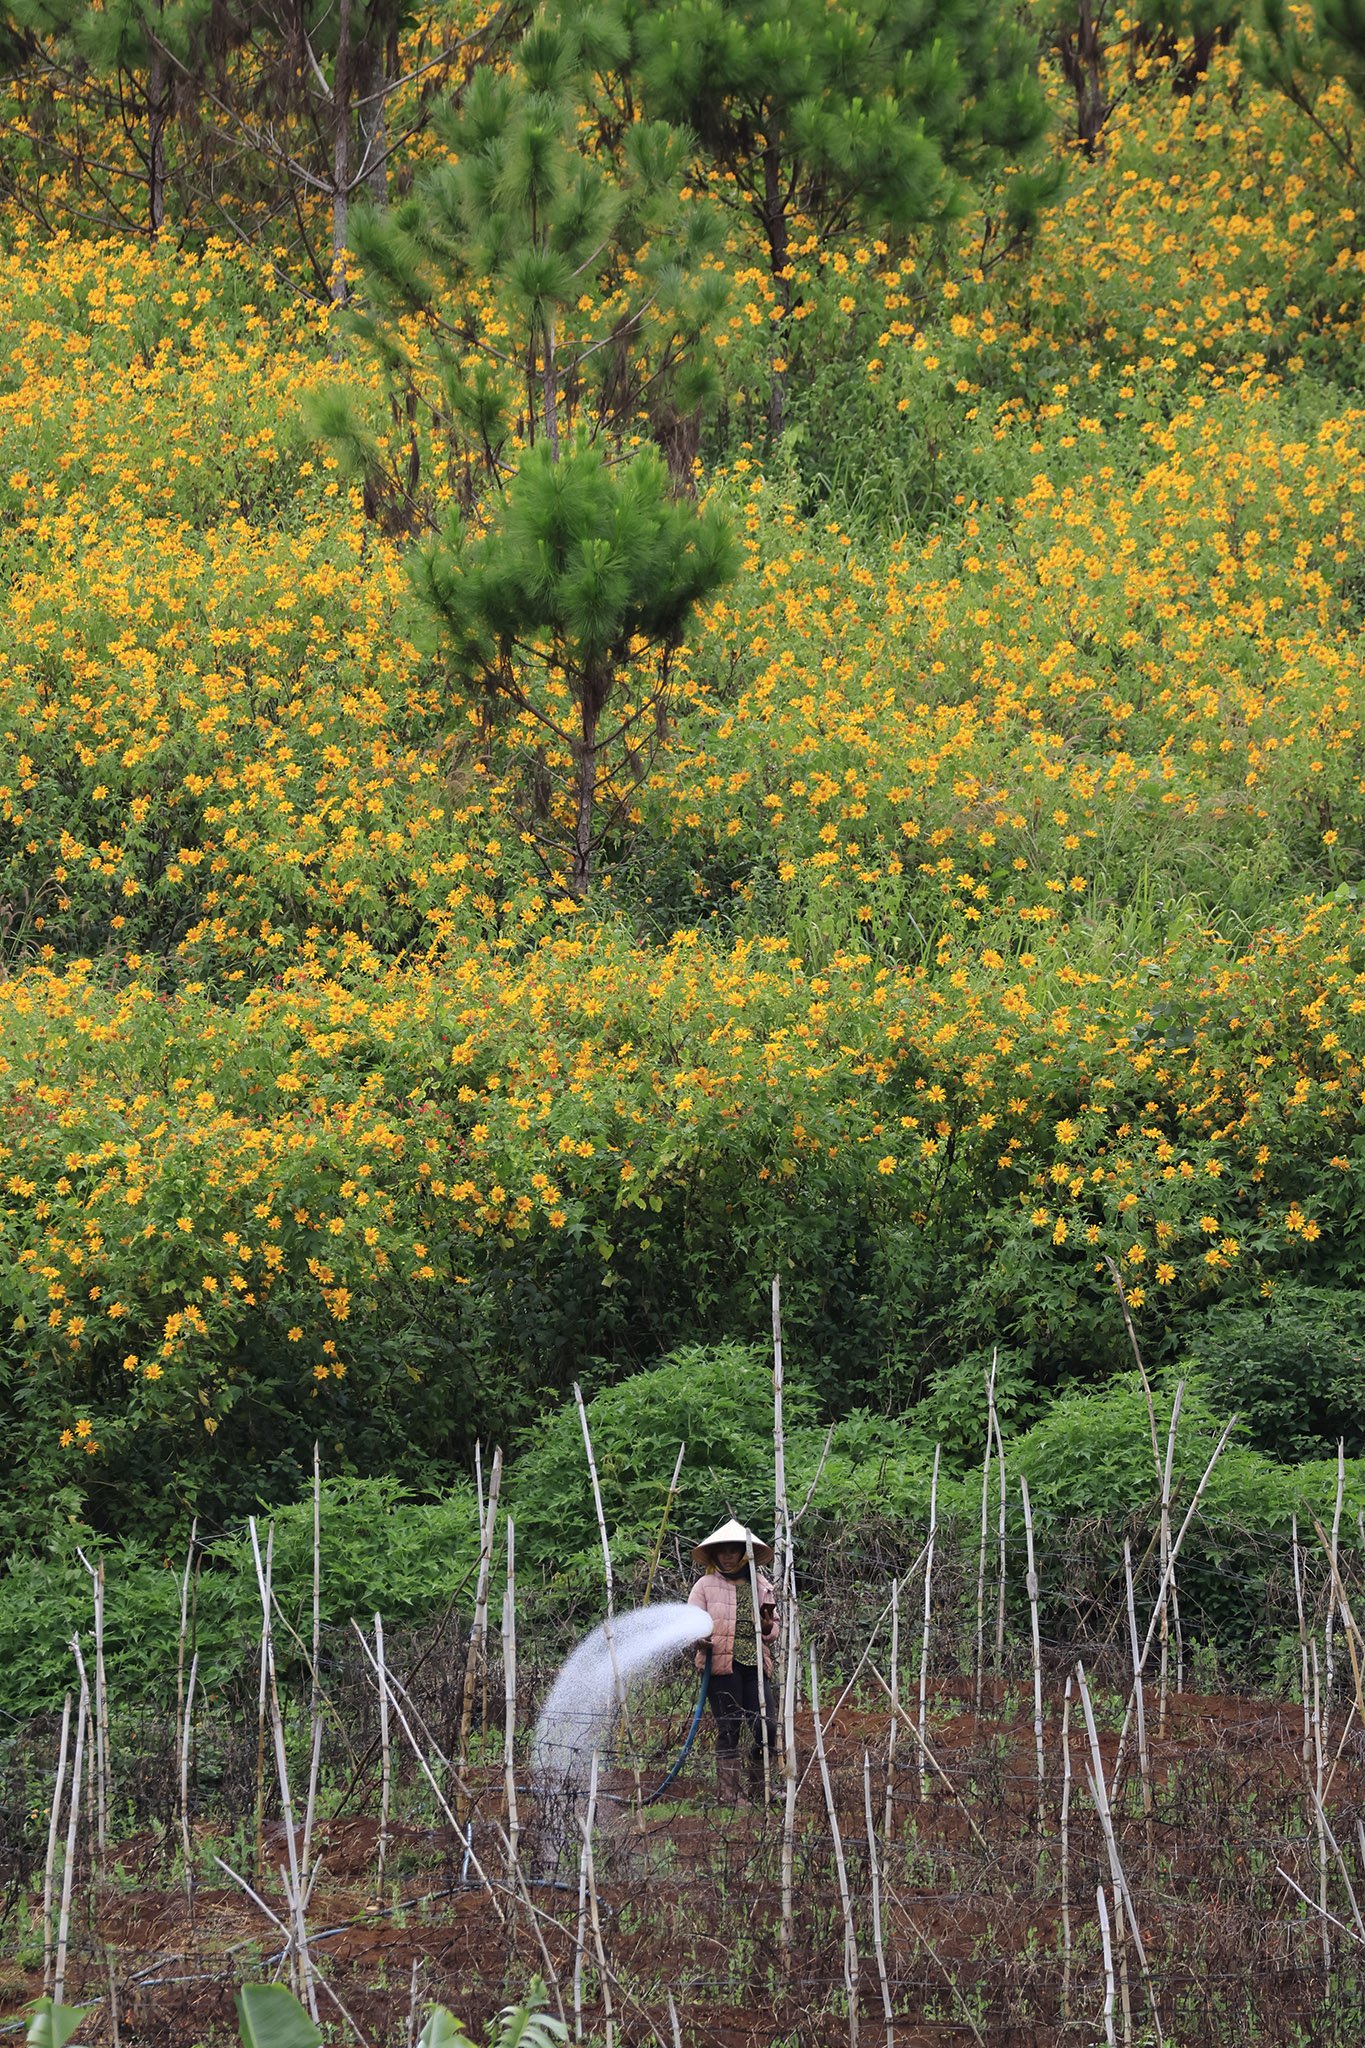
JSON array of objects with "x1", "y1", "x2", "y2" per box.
[
  {"x1": 992, "y1": 1393, "x2": 1007, "y2": 1692},
  {"x1": 918, "y1": 1446, "x2": 940, "y2": 1804},
  {"x1": 581, "y1": 1752, "x2": 613, "y2": 2048},
  {"x1": 374, "y1": 1614, "x2": 391, "y2": 1892},
  {"x1": 1060, "y1": 1673, "x2": 1073, "y2": 2024},
  {"x1": 457, "y1": 1443, "x2": 503, "y2": 1805},
  {"x1": 474, "y1": 1440, "x2": 485, "y2": 1538},
  {"x1": 883, "y1": 1577, "x2": 900, "y2": 1841},
  {"x1": 772, "y1": 1272, "x2": 787, "y2": 1615},
  {"x1": 76, "y1": 1550, "x2": 109, "y2": 1857},
  {"x1": 42, "y1": 1692, "x2": 72, "y2": 1993},
  {"x1": 642, "y1": 1442, "x2": 686, "y2": 1606},
  {"x1": 503, "y1": 1516, "x2": 520, "y2": 1879},
  {"x1": 54, "y1": 1652, "x2": 89, "y2": 2009},
  {"x1": 250, "y1": 1517, "x2": 317, "y2": 2020},
  {"x1": 573, "y1": 1751, "x2": 597, "y2": 2043},
  {"x1": 302, "y1": 1442, "x2": 324, "y2": 1881},
  {"x1": 779, "y1": 1547, "x2": 800, "y2": 1950},
  {"x1": 179, "y1": 1648, "x2": 199, "y2": 1897},
  {"x1": 666, "y1": 1994, "x2": 683, "y2": 2048},
  {"x1": 1076, "y1": 1662, "x2": 1164, "y2": 2047},
  {"x1": 174, "y1": 1519, "x2": 197, "y2": 1856},
  {"x1": 254, "y1": 1519, "x2": 274, "y2": 1879},
  {"x1": 772, "y1": 1269, "x2": 790, "y2": 1768},
  {"x1": 974, "y1": 1351, "x2": 996, "y2": 1716},
  {"x1": 810, "y1": 1651, "x2": 859, "y2": 2048},
  {"x1": 1157, "y1": 1384, "x2": 1183, "y2": 1735},
  {"x1": 1327, "y1": 1442, "x2": 1345, "y2": 1700},
  {"x1": 1020, "y1": 1474, "x2": 1045, "y2": 1832},
  {"x1": 348, "y1": 1622, "x2": 506, "y2": 1925},
  {"x1": 1096, "y1": 1883, "x2": 1117, "y2": 2048},
  {"x1": 1311, "y1": 1638, "x2": 1332, "y2": 1974},
  {"x1": 1110, "y1": 1413, "x2": 1240, "y2": 1801},
  {"x1": 1123, "y1": 1540, "x2": 1154, "y2": 1874},
  {"x1": 1294, "y1": 1516, "x2": 1312, "y2": 1770},
  {"x1": 863, "y1": 1752, "x2": 896, "y2": 2048}
]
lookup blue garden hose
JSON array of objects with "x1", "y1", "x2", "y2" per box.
[{"x1": 642, "y1": 1643, "x2": 712, "y2": 1803}]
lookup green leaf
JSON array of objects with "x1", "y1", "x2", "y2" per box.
[
  {"x1": 235, "y1": 1984, "x2": 323, "y2": 2048},
  {"x1": 416, "y1": 2004, "x2": 474, "y2": 2048},
  {"x1": 27, "y1": 1998, "x2": 91, "y2": 2048}
]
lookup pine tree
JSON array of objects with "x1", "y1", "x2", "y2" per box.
[
  {"x1": 314, "y1": 6, "x2": 735, "y2": 897},
  {"x1": 2, "y1": 0, "x2": 201, "y2": 232},
  {"x1": 606, "y1": 0, "x2": 1055, "y2": 434},
  {"x1": 1253, "y1": 0, "x2": 1365, "y2": 187}
]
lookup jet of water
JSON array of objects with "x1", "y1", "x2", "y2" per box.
[{"x1": 531, "y1": 1601, "x2": 713, "y2": 1793}]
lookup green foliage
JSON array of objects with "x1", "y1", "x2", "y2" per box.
[
  {"x1": 1181, "y1": 1285, "x2": 1365, "y2": 1462},
  {"x1": 412, "y1": 436, "x2": 736, "y2": 893},
  {"x1": 235, "y1": 1985, "x2": 322, "y2": 2048},
  {"x1": 26, "y1": 2000, "x2": 90, "y2": 2048},
  {"x1": 509, "y1": 1342, "x2": 808, "y2": 1579},
  {"x1": 1252, "y1": 0, "x2": 1365, "y2": 187},
  {"x1": 0, "y1": 1479, "x2": 480, "y2": 1719}
]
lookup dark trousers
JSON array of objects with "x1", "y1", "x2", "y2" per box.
[{"x1": 709, "y1": 1663, "x2": 777, "y2": 1764}]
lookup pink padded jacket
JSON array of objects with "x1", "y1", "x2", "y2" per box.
[{"x1": 687, "y1": 1569, "x2": 778, "y2": 1676}]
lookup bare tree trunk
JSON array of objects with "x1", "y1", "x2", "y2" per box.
[
  {"x1": 760, "y1": 137, "x2": 789, "y2": 440},
  {"x1": 331, "y1": 0, "x2": 353, "y2": 303}
]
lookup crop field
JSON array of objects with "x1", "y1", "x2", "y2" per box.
[{"x1": 8, "y1": 1499, "x2": 1365, "y2": 2048}]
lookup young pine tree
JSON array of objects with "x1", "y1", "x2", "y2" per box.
[
  {"x1": 608, "y1": 0, "x2": 1056, "y2": 434},
  {"x1": 314, "y1": 7, "x2": 735, "y2": 898}
]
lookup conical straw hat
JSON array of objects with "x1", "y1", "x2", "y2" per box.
[{"x1": 692, "y1": 1517, "x2": 774, "y2": 1568}]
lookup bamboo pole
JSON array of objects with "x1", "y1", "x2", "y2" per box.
[
  {"x1": 810, "y1": 1651, "x2": 859, "y2": 2048},
  {"x1": 1123, "y1": 1540, "x2": 1154, "y2": 1873},
  {"x1": 991, "y1": 1394, "x2": 1007, "y2": 1692},
  {"x1": 1327, "y1": 1442, "x2": 1345, "y2": 1701},
  {"x1": 76, "y1": 1550, "x2": 109, "y2": 1857},
  {"x1": 576, "y1": 1383, "x2": 627, "y2": 1732},
  {"x1": 1059, "y1": 1673, "x2": 1073, "y2": 2024},
  {"x1": 1110, "y1": 1414, "x2": 1240, "y2": 1801},
  {"x1": 772, "y1": 1270, "x2": 790, "y2": 1769},
  {"x1": 179, "y1": 1648, "x2": 199, "y2": 1898},
  {"x1": 1020, "y1": 1474, "x2": 1045, "y2": 1832},
  {"x1": 974, "y1": 1351, "x2": 996, "y2": 1716},
  {"x1": 643, "y1": 1442, "x2": 686, "y2": 1606},
  {"x1": 1311, "y1": 1639, "x2": 1332, "y2": 1974},
  {"x1": 254, "y1": 1519, "x2": 274, "y2": 1879},
  {"x1": 779, "y1": 1548, "x2": 800, "y2": 1949},
  {"x1": 863, "y1": 1752, "x2": 896, "y2": 2048},
  {"x1": 54, "y1": 1651, "x2": 89, "y2": 2009},
  {"x1": 42, "y1": 1692, "x2": 72, "y2": 1993},
  {"x1": 302, "y1": 1442, "x2": 324, "y2": 1881},
  {"x1": 918, "y1": 1446, "x2": 940, "y2": 1804},
  {"x1": 174, "y1": 1519, "x2": 197, "y2": 1850},
  {"x1": 250, "y1": 1516, "x2": 317, "y2": 2019},
  {"x1": 1293, "y1": 1516, "x2": 1312, "y2": 1770},
  {"x1": 1157, "y1": 1384, "x2": 1183, "y2": 1734},
  {"x1": 581, "y1": 1752, "x2": 613, "y2": 2048},
  {"x1": 503, "y1": 1516, "x2": 520, "y2": 1879},
  {"x1": 348, "y1": 1623, "x2": 506, "y2": 1925},
  {"x1": 374, "y1": 1614, "x2": 391, "y2": 1892},
  {"x1": 573, "y1": 1751, "x2": 597, "y2": 2043},
  {"x1": 883, "y1": 1577, "x2": 900, "y2": 1840},
  {"x1": 1076, "y1": 1662, "x2": 1164, "y2": 2047},
  {"x1": 458, "y1": 1443, "x2": 503, "y2": 1805},
  {"x1": 1096, "y1": 1883, "x2": 1118, "y2": 2048}
]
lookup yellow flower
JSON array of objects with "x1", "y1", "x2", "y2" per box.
[{"x1": 876, "y1": 1156, "x2": 897, "y2": 1174}]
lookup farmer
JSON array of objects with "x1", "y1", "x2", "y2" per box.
[{"x1": 687, "y1": 1518, "x2": 779, "y2": 1801}]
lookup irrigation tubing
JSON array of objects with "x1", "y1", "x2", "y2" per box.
[
  {"x1": 644, "y1": 1644, "x2": 712, "y2": 1803},
  {"x1": 601, "y1": 1645, "x2": 713, "y2": 1806}
]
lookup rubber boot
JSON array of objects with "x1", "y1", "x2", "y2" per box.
[{"x1": 716, "y1": 1754, "x2": 742, "y2": 1804}]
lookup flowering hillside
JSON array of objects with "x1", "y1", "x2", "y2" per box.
[{"x1": 1, "y1": 21, "x2": 1364, "y2": 1540}]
